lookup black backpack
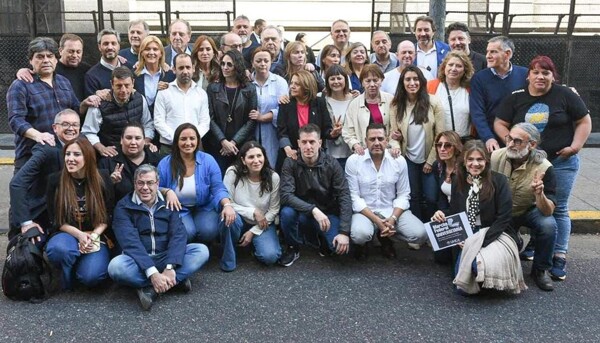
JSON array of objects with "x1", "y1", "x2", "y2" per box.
[{"x1": 2, "y1": 228, "x2": 51, "y2": 302}]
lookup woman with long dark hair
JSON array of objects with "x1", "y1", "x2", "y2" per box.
[
  {"x1": 157, "y1": 123, "x2": 237, "y2": 271},
  {"x1": 206, "y1": 49, "x2": 258, "y2": 174},
  {"x1": 319, "y1": 44, "x2": 342, "y2": 80},
  {"x1": 323, "y1": 64, "x2": 353, "y2": 167},
  {"x1": 191, "y1": 35, "x2": 220, "y2": 90},
  {"x1": 431, "y1": 140, "x2": 525, "y2": 294},
  {"x1": 45, "y1": 137, "x2": 115, "y2": 290},
  {"x1": 389, "y1": 65, "x2": 445, "y2": 221},
  {"x1": 222, "y1": 141, "x2": 281, "y2": 269}
]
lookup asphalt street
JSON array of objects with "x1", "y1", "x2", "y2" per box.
[{"x1": 0, "y1": 234, "x2": 599, "y2": 342}]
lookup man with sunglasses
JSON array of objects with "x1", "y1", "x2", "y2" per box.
[
  {"x1": 490, "y1": 122, "x2": 557, "y2": 292},
  {"x1": 345, "y1": 123, "x2": 427, "y2": 259},
  {"x1": 109, "y1": 164, "x2": 209, "y2": 311}
]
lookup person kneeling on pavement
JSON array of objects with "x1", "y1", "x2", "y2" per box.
[
  {"x1": 108, "y1": 164, "x2": 209, "y2": 310},
  {"x1": 491, "y1": 123, "x2": 557, "y2": 291},
  {"x1": 279, "y1": 123, "x2": 351, "y2": 266},
  {"x1": 345, "y1": 123, "x2": 428, "y2": 259}
]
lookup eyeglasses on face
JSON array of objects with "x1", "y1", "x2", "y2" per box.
[
  {"x1": 56, "y1": 122, "x2": 79, "y2": 129},
  {"x1": 435, "y1": 142, "x2": 454, "y2": 149},
  {"x1": 135, "y1": 180, "x2": 158, "y2": 187},
  {"x1": 505, "y1": 135, "x2": 529, "y2": 146}
]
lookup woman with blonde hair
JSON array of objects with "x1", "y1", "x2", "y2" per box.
[
  {"x1": 284, "y1": 41, "x2": 324, "y2": 92},
  {"x1": 134, "y1": 35, "x2": 175, "y2": 113}
]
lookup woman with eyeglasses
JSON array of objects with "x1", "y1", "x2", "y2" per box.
[
  {"x1": 222, "y1": 141, "x2": 282, "y2": 269},
  {"x1": 494, "y1": 55, "x2": 592, "y2": 281},
  {"x1": 191, "y1": 35, "x2": 220, "y2": 90},
  {"x1": 45, "y1": 137, "x2": 115, "y2": 290},
  {"x1": 284, "y1": 41, "x2": 325, "y2": 92},
  {"x1": 343, "y1": 42, "x2": 369, "y2": 94},
  {"x1": 206, "y1": 49, "x2": 258, "y2": 175},
  {"x1": 250, "y1": 47, "x2": 289, "y2": 169},
  {"x1": 431, "y1": 131, "x2": 463, "y2": 265},
  {"x1": 134, "y1": 36, "x2": 175, "y2": 115},
  {"x1": 431, "y1": 140, "x2": 525, "y2": 295},
  {"x1": 389, "y1": 65, "x2": 445, "y2": 221},
  {"x1": 157, "y1": 123, "x2": 238, "y2": 271},
  {"x1": 427, "y1": 51, "x2": 474, "y2": 141}
]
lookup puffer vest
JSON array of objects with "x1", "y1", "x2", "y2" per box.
[{"x1": 98, "y1": 92, "x2": 144, "y2": 146}]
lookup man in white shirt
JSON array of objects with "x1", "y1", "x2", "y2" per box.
[
  {"x1": 414, "y1": 16, "x2": 450, "y2": 78},
  {"x1": 381, "y1": 40, "x2": 433, "y2": 95},
  {"x1": 153, "y1": 53, "x2": 210, "y2": 154},
  {"x1": 345, "y1": 123, "x2": 427, "y2": 259}
]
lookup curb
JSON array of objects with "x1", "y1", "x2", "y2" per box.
[{"x1": 0, "y1": 157, "x2": 14, "y2": 165}]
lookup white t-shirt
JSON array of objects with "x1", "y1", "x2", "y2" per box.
[
  {"x1": 406, "y1": 111, "x2": 426, "y2": 164},
  {"x1": 435, "y1": 85, "x2": 470, "y2": 137},
  {"x1": 175, "y1": 175, "x2": 196, "y2": 207},
  {"x1": 326, "y1": 96, "x2": 353, "y2": 159}
]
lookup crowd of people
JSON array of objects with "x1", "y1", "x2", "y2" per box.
[{"x1": 6, "y1": 14, "x2": 592, "y2": 309}]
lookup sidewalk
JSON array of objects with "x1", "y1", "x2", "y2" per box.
[{"x1": 1, "y1": 134, "x2": 599, "y2": 232}]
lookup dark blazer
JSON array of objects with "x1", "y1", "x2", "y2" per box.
[
  {"x1": 205, "y1": 82, "x2": 257, "y2": 152},
  {"x1": 98, "y1": 147, "x2": 161, "y2": 202},
  {"x1": 164, "y1": 44, "x2": 194, "y2": 67},
  {"x1": 9, "y1": 139, "x2": 65, "y2": 237},
  {"x1": 133, "y1": 69, "x2": 176, "y2": 114},
  {"x1": 445, "y1": 171, "x2": 515, "y2": 247},
  {"x1": 469, "y1": 50, "x2": 488, "y2": 73},
  {"x1": 46, "y1": 169, "x2": 115, "y2": 235},
  {"x1": 277, "y1": 96, "x2": 333, "y2": 150},
  {"x1": 431, "y1": 160, "x2": 453, "y2": 211}
]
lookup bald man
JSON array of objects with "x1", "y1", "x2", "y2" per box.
[{"x1": 381, "y1": 40, "x2": 433, "y2": 95}]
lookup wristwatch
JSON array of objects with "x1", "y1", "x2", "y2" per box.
[{"x1": 165, "y1": 264, "x2": 174, "y2": 271}]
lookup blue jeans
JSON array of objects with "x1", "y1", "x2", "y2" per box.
[
  {"x1": 514, "y1": 208, "x2": 557, "y2": 270},
  {"x1": 279, "y1": 206, "x2": 340, "y2": 251},
  {"x1": 107, "y1": 243, "x2": 209, "y2": 288},
  {"x1": 551, "y1": 154, "x2": 580, "y2": 255},
  {"x1": 181, "y1": 208, "x2": 220, "y2": 243},
  {"x1": 406, "y1": 158, "x2": 438, "y2": 221},
  {"x1": 46, "y1": 232, "x2": 110, "y2": 289}
]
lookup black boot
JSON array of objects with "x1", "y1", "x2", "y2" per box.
[{"x1": 531, "y1": 268, "x2": 554, "y2": 292}]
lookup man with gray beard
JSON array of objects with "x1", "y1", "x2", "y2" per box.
[
  {"x1": 491, "y1": 122, "x2": 557, "y2": 292},
  {"x1": 231, "y1": 15, "x2": 260, "y2": 67}
]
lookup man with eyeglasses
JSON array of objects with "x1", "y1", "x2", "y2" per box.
[
  {"x1": 345, "y1": 123, "x2": 427, "y2": 259},
  {"x1": 9, "y1": 109, "x2": 81, "y2": 243},
  {"x1": 220, "y1": 32, "x2": 244, "y2": 56},
  {"x1": 109, "y1": 164, "x2": 209, "y2": 311},
  {"x1": 490, "y1": 122, "x2": 557, "y2": 292}
]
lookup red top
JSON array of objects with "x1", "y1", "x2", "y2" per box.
[
  {"x1": 367, "y1": 103, "x2": 383, "y2": 124},
  {"x1": 297, "y1": 103, "x2": 310, "y2": 127}
]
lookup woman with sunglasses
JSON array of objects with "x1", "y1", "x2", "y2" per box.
[
  {"x1": 46, "y1": 137, "x2": 115, "y2": 290},
  {"x1": 206, "y1": 49, "x2": 258, "y2": 174},
  {"x1": 157, "y1": 123, "x2": 238, "y2": 271},
  {"x1": 389, "y1": 65, "x2": 445, "y2": 221}
]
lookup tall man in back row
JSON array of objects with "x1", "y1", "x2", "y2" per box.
[{"x1": 413, "y1": 16, "x2": 450, "y2": 78}]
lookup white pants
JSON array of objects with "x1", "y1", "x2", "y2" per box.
[{"x1": 350, "y1": 210, "x2": 427, "y2": 245}]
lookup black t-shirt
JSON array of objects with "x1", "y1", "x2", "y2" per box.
[
  {"x1": 56, "y1": 61, "x2": 91, "y2": 101},
  {"x1": 496, "y1": 84, "x2": 589, "y2": 160}
]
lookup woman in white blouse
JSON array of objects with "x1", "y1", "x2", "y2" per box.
[
  {"x1": 323, "y1": 64, "x2": 354, "y2": 168},
  {"x1": 223, "y1": 141, "x2": 282, "y2": 268}
]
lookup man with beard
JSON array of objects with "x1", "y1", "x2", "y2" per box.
[
  {"x1": 231, "y1": 15, "x2": 260, "y2": 67},
  {"x1": 381, "y1": 40, "x2": 433, "y2": 95},
  {"x1": 9, "y1": 109, "x2": 80, "y2": 242},
  {"x1": 119, "y1": 20, "x2": 149, "y2": 65},
  {"x1": 446, "y1": 22, "x2": 487, "y2": 72},
  {"x1": 491, "y1": 122, "x2": 557, "y2": 292},
  {"x1": 164, "y1": 19, "x2": 193, "y2": 67},
  {"x1": 369, "y1": 31, "x2": 397, "y2": 74},
  {"x1": 154, "y1": 53, "x2": 210, "y2": 154},
  {"x1": 82, "y1": 67, "x2": 155, "y2": 157},
  {"x1": 413, "y1": 16, "x2": 450, "y2": 78},
  {"x1": 100, "y1": 122, "x2": 161, "y2": 201},
  {"x1": 345, "y1": 123, "x2": 426, "y2": 259},
  {"x1": 85, "y1": 28, "x2": 134, "y2": 97}
]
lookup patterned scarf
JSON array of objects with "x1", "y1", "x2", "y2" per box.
[{"x1": 466, "y1": 174, "x2": 482, "y2": 229}]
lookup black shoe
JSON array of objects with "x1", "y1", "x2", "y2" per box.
[
  {"x1": 531, "y1": 269, "x2": 554, "y2": 292},
  {"x1": 353, "y1": 244, "x2": 368, "y2": 260},
  {"x1": 378, "y1": 236, "x2": 396, "y2": 259},
  {"x1": 278, "y1": 246, "x2": 300, "y2": 267},
  {"x1": 136, "y1": 287, "x2": 158, "y2": 311},
  {"x1": 173, "y1": 279, "x2": 192, "y2": 293}
]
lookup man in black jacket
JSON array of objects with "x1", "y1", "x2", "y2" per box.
[{"x1": 279, "y1": 123, "x2": 351, "y2": 266}]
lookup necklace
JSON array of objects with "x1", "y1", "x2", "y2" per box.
[{"x1": 226, "y1": 86, "x2": 240, "y2": 123}]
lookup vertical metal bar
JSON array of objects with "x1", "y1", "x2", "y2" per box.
[
  {"x1": 165, "y1": 0, "x2": 171, "y2": 29},
  {"x1": 563, "y1": 0, "x2": 577, "y2": 84},
  {"x1": 370, "y1": 0, "x2": 375, "y2": 38},
  {"x1": 502, "y1": 0, "x2": 510, "y2": 36},
  {"x1": 233, "y1": 0, "x2": 237, "y2": 19},
  {"x1": 567, "y1": 0, "x2": 577, "y2": 36},
  {"x1": 97, "y1": 0, "x2": 104, "y2": 31},
  {"x1": 109, "y1": 11, "x2": 114, "y2": 29},
  {"x1": 28, "y1": 0, "x2": 38, "y2": 37}
]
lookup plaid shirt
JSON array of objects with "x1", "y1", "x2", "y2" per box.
[{"x1": 7, "y1": 74, "x2": 80, "y2": 160}]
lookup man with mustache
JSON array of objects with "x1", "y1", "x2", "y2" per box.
[
  {"x1": 84, "y1": 28, "x2": 134, "y2": 98},
  {"x1": 490, "y1": 122, "x2": 557, "y2": 291},
  {"x1": 119, "y1": 20, "x2": 149, "y2": 65},
  {"x1": 446, "y1": 22, "x2": 487, "y2": 72},
  {"x1": 231, "y1": 15, "x2": 260, "y2": 67}
]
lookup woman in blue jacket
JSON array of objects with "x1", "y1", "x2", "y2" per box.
[{"x1": 157, "y1": 123, "x2": 238, "y2": 271}]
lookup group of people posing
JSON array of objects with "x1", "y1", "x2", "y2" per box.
[{"x1": 6, "y1": 14, "x2": 591, "y2": 309}]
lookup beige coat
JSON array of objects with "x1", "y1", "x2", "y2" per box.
[
  {"x1": 342, "y1": 91, "x2": 394, "y2": 151},
  {"x1": 389, "y1": 94, "x2": 445, "y2": 165}
]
